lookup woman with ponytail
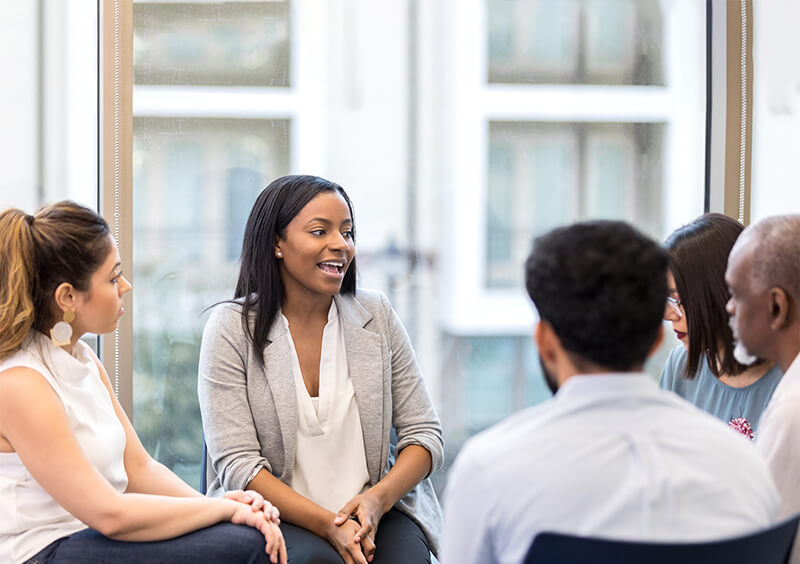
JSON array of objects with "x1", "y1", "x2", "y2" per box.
[{"x1": 0, "y1": 201, "x2": 286, "y2": 564}]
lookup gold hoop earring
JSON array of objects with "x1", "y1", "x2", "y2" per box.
[{"x1": 50, "y1": 310, "x2": 75, "y2": 347}]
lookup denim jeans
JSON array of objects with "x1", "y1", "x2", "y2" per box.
[
  {"x1": 24, "y1": 522, "x2": 268, "y2": 564},
  {"x1": 281, "y1": 507, "x2": 431, "y2": 564}
]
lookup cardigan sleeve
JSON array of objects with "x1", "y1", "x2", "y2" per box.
[
  {"x1": 198, "y1": 303, "x2": 272, "y2": 491},
  {"x1": 379, "y1": 292, "x2": 445, "y2": 473}
]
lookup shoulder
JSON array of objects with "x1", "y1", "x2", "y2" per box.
[
  {"x1": 0, "y1": 365, "x2": 61, "y2": 415},
  {"x1": 350, "y1": 288, "x2": 390, "y2": 312},
  {"x1": 203, "y1": 301, "x2": 247, "y2": 335},
  {"x1": 338, "y1": 288, "x2": 393, "y2": 323},
  {"x1": 459, "y1": 401, "x2": 555, "y2": 465},
  {"x1": 659, "y1": 345, "x2": 691, "y2": 390},
  {"x1": 207, "y1": 300, "x2": 244, "y2": 323},
  {"x1": 664, "y1": 344, "x2": 688, "y2": 374}
]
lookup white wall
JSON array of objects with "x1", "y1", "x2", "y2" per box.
[
  {"x1": 751, "y1": 0, "x2": 800, "y2": 220},
  {"x1": 0, "y1": 3, "x2": 38, "y2": 210}
]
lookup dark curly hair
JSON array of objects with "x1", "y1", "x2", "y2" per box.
[{"x1": 525, "y1": 220, "x2": 669, "y2": 371}]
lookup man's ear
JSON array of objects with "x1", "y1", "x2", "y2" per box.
[
  {"x1": 768, "y1": 288, "x2": 790, "y2": 331},
  {"x1": 646, "y1": 324, "x2": 665, "y2": 358},
  {"x1": 53, "y1": 282, "x2": 76, "y2": 315},
  {"x1": 535, "y1": 320, "x2": 560, "y2": 363}
]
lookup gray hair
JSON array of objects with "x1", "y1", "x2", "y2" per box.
[{"x1": 742, "y1": 215, "x2": 800, "y2": 301}]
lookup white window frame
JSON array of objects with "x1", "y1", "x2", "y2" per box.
[{"x1": 439, "y1": 0, "x2": 706, "y2": 335}]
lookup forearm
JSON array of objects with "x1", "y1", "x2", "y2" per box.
[
  {"x1": 369, "y1": 444, "x2": 432, "y2": 514},
  {"x1": 125, "y1": 456, "x2": 202, "y2": 498},
  {"x1": 247, "y1": 467, "x2": 335, "y2": 537},
  {"x1": 98, "y1": 494, "x2": 235, "y2": 541}
]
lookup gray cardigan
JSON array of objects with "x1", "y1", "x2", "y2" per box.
[{"x1": 197, "y1": 289, "x2": 444, "y2": 555}]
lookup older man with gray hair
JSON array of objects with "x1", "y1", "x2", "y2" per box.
[{"x1": 726, "y1": 215, "x2": 800, "y2": 528}]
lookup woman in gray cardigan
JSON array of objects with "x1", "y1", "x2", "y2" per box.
[{"x1": 198, "y1": 175, "x2": 443, "y2": 564}]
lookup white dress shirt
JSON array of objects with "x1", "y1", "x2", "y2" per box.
[
  {"x1": 442, "y1": 374, "x2": 779, "y2": 564},
  {"x1": 284, "y1": 301, "x2": 370, "y2": 513},
  {"x1": 756, "y1": 351, "x2": 800, "y2": 563}
]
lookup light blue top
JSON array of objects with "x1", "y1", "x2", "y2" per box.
[{"x1": 659, "y1": 345, "x2": 783, "y2": 434}]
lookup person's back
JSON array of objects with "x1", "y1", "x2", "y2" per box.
[
  {"x1": 441, "y1": 220, "x2": 779, "y2": 564},
  {"x1": 445, "y1": 375, "x2": 778, "y2": 563}
]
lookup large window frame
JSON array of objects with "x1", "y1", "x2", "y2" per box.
[
  {"x1": 439, "y1": 0, "x2": 707, "y2": 335},
  {"x1": 100, "y1": 0, "x2": 755, "y2": 419}
]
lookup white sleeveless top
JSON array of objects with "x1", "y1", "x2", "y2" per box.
[
  {"x1": 0, "y1": 331, "x2": 128, "y2": 564},
  {"x1": 284, "y1": 302, "x2": 370, "y2": 513}
]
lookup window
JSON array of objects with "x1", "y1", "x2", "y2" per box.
[
  {"x1": 132, "y1": 1, "x2": 296, "y2": 486},
  {"x1": 434, "y1": 0, "x2": 705, "y2": 456},
  {"x1": 0, "y1": 2, "x2": 98, "y2": 211}
]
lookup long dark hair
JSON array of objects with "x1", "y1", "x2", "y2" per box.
[
  {"x1": 234, "y1": 175, "x2": 357, "y2": 362},
  {"x1": 0, "y1": 201, "x2": 111, "y2": 360},
  {"x1": 665, "y1": 213, "x2": 747, "y2": 378}
]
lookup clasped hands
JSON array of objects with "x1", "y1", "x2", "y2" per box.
[
  {"x1": 329, "y1": 489, "x2": 386, "y2": 564},
  {"x1": 224, "y1": 489, "x2": 286, "y2": 564}
]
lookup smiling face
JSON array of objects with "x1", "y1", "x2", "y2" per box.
[
  {"x1": 275, "y1": 191, "x2": 355, "y2": 303},
  {"x1": 71, "y1": 235, "x2": 132, "y2": 337},
  {"x1": 664, "y1": 270, "x2": 688, "y2": 349}
]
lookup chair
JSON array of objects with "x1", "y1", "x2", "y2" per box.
[
  {"x1": 523, "y1": 515, "x2": 800, "y2": 564},
  {"x1": 200, "y1": 437, "x2": 208, "y2": 495}
]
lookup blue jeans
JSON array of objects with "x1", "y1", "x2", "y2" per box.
[
  {"x1": 281, "y1": 507, "x2": 431, "y2": 564},
  {"x1": 24, "y1": 522, "x2": 268, "y2": 564}
]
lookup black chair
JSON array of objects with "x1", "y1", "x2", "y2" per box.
[
  {"x1": 523, "y1": 515, "x2": 800, "y2": 564},
  {"x1": 200, "y1": 437, "x2": 208, "y2": 495}
]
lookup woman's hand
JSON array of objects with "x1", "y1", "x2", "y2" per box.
[
  {"x1": 324, "y1": 518, "x2": 369, "y2": 564},
  {"x1": 224, "y1": 489, "x2": 281, "y2": 522},
  {"x1": 334, "y1": 491, "x2": 385, "y2": 562},
  {"x1": 229, "y1": 501, "x2": 287, "y2": 564}
]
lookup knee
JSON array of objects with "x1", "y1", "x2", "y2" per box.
[
  {"x1": 210, "y1": 523, "x2": 267, "y2": 562},
  {"x1": 287, "y1": 544, "x2": 342, "y2": 564}
]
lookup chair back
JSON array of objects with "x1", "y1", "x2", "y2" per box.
[{"x1": 523, "y1": 515, "x2": 800, "y2": 564}]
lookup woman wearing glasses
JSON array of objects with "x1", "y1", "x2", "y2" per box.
[{"x1": 660, "y1": 213, "x2": 782, "y2": 438}]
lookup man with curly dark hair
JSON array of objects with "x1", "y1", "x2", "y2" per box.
[{"x1": 441, "y1": 220, "x2": 779, "y2": 564}]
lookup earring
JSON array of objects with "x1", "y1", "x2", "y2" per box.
[
  {"x1": 50, "y1": 310, "x2": 75, "y2": 347},
  {"x1": 275, "y1": 249, "x2": 283, "y2": 258}
]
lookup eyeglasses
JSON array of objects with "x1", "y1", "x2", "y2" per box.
[{"x1": 665, "y1": 296, "x2": 683, "y2": 318}]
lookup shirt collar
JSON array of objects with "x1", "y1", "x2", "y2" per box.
[
  {"x1": 554, "y1": 372, "x2": 657, "y2": 402},
  {"x1": 787, "y1": 350, "x2": 800, "y2": 377}
]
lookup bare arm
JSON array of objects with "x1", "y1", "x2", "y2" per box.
[
  {"x1": 88, "y1": 354, "x2": 200, "y2": 498},
  {"x1": 0, "y1": 365, "x2": 285, "y2": 563}
]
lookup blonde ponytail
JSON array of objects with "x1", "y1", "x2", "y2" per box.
[{"x1": 0, "y1": 209, "x2": 36, "y2": 360}]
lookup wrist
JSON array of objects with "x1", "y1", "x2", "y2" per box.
[
  {"x1": 311, "y1": 510, "x2": 339, "y2": 539},
  {"x1": 220, "y1": 498, "x2": 240, "y2": 522},
  {"x1": 368, "y1": 485, "x2": 393, "y2": 515}
]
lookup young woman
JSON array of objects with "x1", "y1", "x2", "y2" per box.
[
  {"x1": 660, "y1": 213, "x2": 782, "y2": 438},
  {"x1": 0, "y1": 201, "x2": 286, "y2": 564},
  {"x1": 198, "y1": 175, "x2": 443, "y2": 564}
]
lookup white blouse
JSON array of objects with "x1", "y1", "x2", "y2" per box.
[
  {"x1": 284, "y1": 301, "x2": 370, "y2": 513},
  {"x1": 0, "y1": 331, "x2": 128, "y2": 564}
]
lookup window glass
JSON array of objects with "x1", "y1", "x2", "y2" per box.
[
  {"x1": 0, "y1": 2, "x2": 97, "y2": 211},
  {"x1": 488, "y1": 0, "x2": 664, "y2": 85},
  {"x1": 133, "y1": 0, "x2": 291, "y2": 486},
  {"x1": 134, "y1": 1, "x2": 290, "y2": 87},
  {"x1": 130, "y1": 0, "x2": 701, "y2": 493},
  {"x1": 487, "y1": 121, "x2": 664, "y2": 288}
]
